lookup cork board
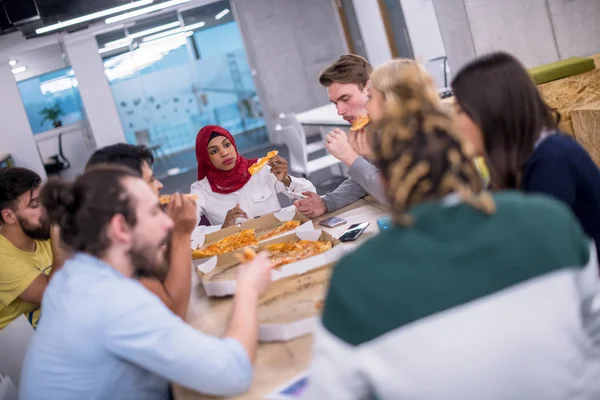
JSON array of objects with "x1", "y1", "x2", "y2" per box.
[
  {"x1": 537, "y1": 55, "x2": 600, "y2": 136},
  {"x1": 571, "y1": 101, "x2": 600, "y2": 165}
]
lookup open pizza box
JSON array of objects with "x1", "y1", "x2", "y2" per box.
[
  {"x1": 191, "y1": 207, "x2": 313, "y2": 265},
  {"x1": 258, "y1": 264, "x2": 332, "y2": 342},
  {"x1": 199, "y1": 230, "x2": 344, "y2": 297}
]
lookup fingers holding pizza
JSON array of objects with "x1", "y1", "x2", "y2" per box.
[
  {"x1": 267, "y1": 155, "x2": 292, "y2": 186},
  {"x1": 236, "y1": 251, "x2": 273, "y2": 297}
]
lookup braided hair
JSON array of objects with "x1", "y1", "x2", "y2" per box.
[{"x1": 369, "y1": 59, "x2": 496, "y2": 226}]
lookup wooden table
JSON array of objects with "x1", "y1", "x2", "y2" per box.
[{"x1": 173, "y1": 199, "x2": 389, "y2": 400}]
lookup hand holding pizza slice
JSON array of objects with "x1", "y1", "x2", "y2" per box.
[{"x1": 248, "y1": 150, "x2": 279, "y2": 175}]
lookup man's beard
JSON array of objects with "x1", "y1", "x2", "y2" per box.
[
  {"x1": 18, "y1": 215, "x2": 51, "y2": 241},
  {"x1": 129, "y1": 237, "x2": 170, "y2": 280}
]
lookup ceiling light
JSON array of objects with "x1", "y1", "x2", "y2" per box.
[
  {"x1": 99, "y1": 43, "x2": 131, "y2": 54},
  {"x1": 139, "y1": 31, "x2": 191, "y2": 47},
  {"x1": 12, "y1": 66, "x2": 27, "y2": 74},
  {"x1": 9, "y1": 60, "x2": 17, "y2": 66},
  {"x1": 141, "y1": 27, "x2": 183, "y2": 42},
  {"x1": 105, "y1": 0, "x2": 190, "y2": 24},
  {"x1": 36, "y1": 0, "x2": 154, "y2": 34},
  {"x1": 215, "y1": 9, "x2": 230, "y2": 20},
  {"x1": 103, "y1": 37, "x2": 133, "y2": 48},
  {"x1": 129, "y1": 21, "x2": 180, "y2": 38},
  {"x1": 183, "y1": 21, "x2": 205, "y2": 31}
]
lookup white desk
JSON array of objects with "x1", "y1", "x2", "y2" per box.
[
  {"x1": 295, "y1": 103, "x2": 349, "y2": 127},
  {"x1": 296, "y1": 89, "x2": 455, "y2": 128}
]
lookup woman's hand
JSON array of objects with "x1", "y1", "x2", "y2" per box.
[
  {"x1": 223, "y1": 204, "x2": 248, "y2": 228},
  {"x1": 268, "y1": 155, "x2": 292, "y2": 186}
]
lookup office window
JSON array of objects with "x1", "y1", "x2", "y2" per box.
[
  {"x1": 97, "y1": 1, "x2": 267, "y2": 175},
  {"x1": 17, "y1": 67, "x2": 84, "y2": 134}
]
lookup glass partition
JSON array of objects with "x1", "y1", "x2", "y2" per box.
[{"x1": 97, "y1": 0, "x2": 267, "y2": 175}]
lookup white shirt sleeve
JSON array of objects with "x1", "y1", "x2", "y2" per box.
[
  {"x1": 269, "y1": 169, "x2": 317, "y2": 200},
  {"x1": 105, "y1": 284, "x2": 252, "y2": 397}
]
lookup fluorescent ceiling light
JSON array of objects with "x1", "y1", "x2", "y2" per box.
[
  {"x1": 99, "y1": 43, "x2": 131, "y2": 54},
  {"x1": 215, "y1": 9, "x2": 230, "y2": 20},
  {"x1": 183, "y1": 21, "x2": 205, "y2": 31},
  {"x1": 104, "y1": 37, "x2": 133, "y2": 48},
  {"x1": 36, "y1": 0, "x2": 154, "y2": 34},
  {"x1": 139, "y1": 31, "x2": 191, "y2": 47},
  {"x1": 130, "y1": 21, "x2": 180, "y2": 38},
  {"x1": 12, "y1": 66, "x2": 27, "y2": 74},
  {"x1": 9, "y1": 60, "x2": 17, "y2": 66},
  {"x1": 141, "y1": 27, "x2": 183, "y2": 42},
  {"x1": 105, "y1": 0, "x2": 190, "y2": 24},
  {"x1": 138, "y1": 20, "x2": 201, "y2": 44}
]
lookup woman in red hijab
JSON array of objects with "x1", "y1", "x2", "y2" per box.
[{"x1": 190, "y1": 125, "x2": 316, "y2": 228}]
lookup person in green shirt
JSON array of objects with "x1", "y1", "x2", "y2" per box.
[{"x1": 304, "y1": 60, "x2": 600, "y2": 399}]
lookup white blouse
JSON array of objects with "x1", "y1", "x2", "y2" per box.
[{"x1": 190, "y1": 166, "x2": 316, "y2": 226}]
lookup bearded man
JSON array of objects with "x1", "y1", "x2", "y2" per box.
[
  {"x1": 0, "y1": 167, "x2": 62, "y2": 329},
  {"x1": 20, "y1": 165, "x2": 273, "y2": 399}
]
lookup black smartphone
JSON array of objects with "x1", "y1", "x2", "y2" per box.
[{"x1": 339, "y1": 222, "x2": 370, "y2": 242}]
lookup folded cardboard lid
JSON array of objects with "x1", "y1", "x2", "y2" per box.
[{"x1": 258, "y1": 265, "x2": 332, "y2": 324}]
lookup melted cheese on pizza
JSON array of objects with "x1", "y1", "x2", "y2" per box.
[
  {"x1": 349, "y1": 115, "x2": 370, "y2": 131},
  {"x1": 192, "y1": 229, "x2": 258, "y2": 259},
  {"x1": 159, "y1": 194, "x2": 198, "y2": 205},
  {"x1": 259, "y1": 220, "x2": 301, "y2": 241},
  {"x1": 248, "y1": 150, "x2": 279, "y2": 175},
  {"x1": 264, "y1": 240, "x2": 332, "y2": 269}
]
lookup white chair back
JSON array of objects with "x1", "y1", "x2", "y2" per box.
[
  {"x1": 278, "y1": 113, "x2": 326, "y2": 155},
  {"x1": 0, "y1": 315, "x2": 35, "y2": 389},
  {"x1": 277, "y1": 125, "x2": 308, "y2": 176}
]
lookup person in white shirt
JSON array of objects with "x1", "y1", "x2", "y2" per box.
[{"x1": 191, "y1": 125, "x2": 316, "y2": 228}]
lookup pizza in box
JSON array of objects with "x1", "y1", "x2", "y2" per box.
[{"x1": 192, "y1": 220, "x2": 302, "y2": 259}]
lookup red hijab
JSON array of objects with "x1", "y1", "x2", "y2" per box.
[{"x1": 195, "y1": 125, "x2": 258, "y2": 194}]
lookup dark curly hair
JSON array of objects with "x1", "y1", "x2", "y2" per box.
[{"x1": 41, "y1": 165, "x2": 139, "y2": 257}]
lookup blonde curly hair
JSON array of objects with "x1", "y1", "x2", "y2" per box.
[{"x1": 369, "y1": 59, "x2": 495, "y2": 226}]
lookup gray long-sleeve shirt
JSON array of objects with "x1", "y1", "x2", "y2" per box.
[{"x1": 322, "y1": 156, "x2": 387, "y2": 212}]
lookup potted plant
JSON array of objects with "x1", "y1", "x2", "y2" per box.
[{"x1": 40, "y1": 103, "x2": 65, "y2": 128}]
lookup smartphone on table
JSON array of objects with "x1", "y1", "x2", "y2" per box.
[
  {"x1": 319, "y1": 217, "x2": 347, "y2": 228},
  {"x1": 339, "y1": 222, "x2": 370, "y2": 242}
]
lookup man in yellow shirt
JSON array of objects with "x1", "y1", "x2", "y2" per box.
[{"x1": 0, "y1": 167, "x2": 61, "y2": 329}]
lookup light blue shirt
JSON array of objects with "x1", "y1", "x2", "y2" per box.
[{"x1": 20, "y1": 253, "x2": 252, "y2": 400}]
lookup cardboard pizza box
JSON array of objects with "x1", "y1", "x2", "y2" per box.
[
  {"x1": 199, "y1": 230, "x2": 344, "y2": 297},
  {"x1": 191, "y1": 206, "x2": 312, "y2": 253},
  {"x1": 258, "y1": 265, "x2": 332, "y2": 342}
]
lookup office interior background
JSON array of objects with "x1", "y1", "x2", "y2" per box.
[{"x1": 0, "y1": 0, "x2": 598, "y2": 191}]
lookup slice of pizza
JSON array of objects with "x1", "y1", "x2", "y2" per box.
[
  {"x1": 259, "y1": 220, "x2": 301, "y2": 241},
  {"x1": 248, "y1": 150, "x2": 279, "y2": 175},
  {"x1": 263, "y1": 240, "x2": 332, "y2": 269},
  {"x1": 235, "y1": 247, "x2": 257, "y2": 264},
  {"x1": 192, "y1": 229, "x2": 258, "y2": 258},
  {"x1": 159, "y1": 194, "x2": 199, "y2": 205},
  {"x1": 349, "y1": 115, "x2": 370, "y2": 131}
]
